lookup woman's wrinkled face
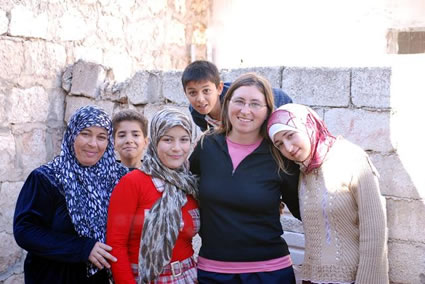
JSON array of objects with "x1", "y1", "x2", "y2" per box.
[
  {"x1": 273, "y1": 130, "x2": 312, "y2": 163},
  {"x1": 74, "y1": 126, "x2": 108, "y2": 166},
  {"x1": 157, "y1": 126, "x2": 191, "y2": 169}
]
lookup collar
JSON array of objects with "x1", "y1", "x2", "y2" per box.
[{"x1": 211, "y1": 133, "x2": 270, "y2": 154}]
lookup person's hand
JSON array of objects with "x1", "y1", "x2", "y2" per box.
[
  {"x1": 279, "y1": 201, "x2": 285, "y2": 215},
  {"x1": 88, "y1": 242, "x2": 117, "y2": 269}
]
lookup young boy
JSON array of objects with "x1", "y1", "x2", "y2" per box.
[
  {"x1": 181, "y1": 60, "x2": 293, "y2": 131},
  {"x1": 112, "y1": 109, "x2": 149, "y2": 170}
]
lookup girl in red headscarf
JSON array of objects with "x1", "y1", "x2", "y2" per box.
[{"x1": 267, "y1": 103, "x2": 389, "y2": 284}]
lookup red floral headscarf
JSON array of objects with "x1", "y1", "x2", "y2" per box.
[{"x1": 267, "y1": 104, "x2": 336, "y2": 173}]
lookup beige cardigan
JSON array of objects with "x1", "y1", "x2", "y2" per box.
[{"x1": 299, "y1": 137, "x2": 389, "y2": 284}]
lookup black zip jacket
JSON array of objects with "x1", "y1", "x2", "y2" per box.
[{"x1": 189, "y1": 133, "x2": 300, "y2": 262}]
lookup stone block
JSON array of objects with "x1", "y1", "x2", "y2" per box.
[
  {"x1": 8, "y1": 87, "x2": 49, "y2": 124},
  {"x1": 9, "y1": 6, "x2": 48, "y2": 39},
  {"x1": 65, "y1": 96, "x2": 94, "y2": 122},
  {"x1": 64, "y1": 96, "x2": 115, "y2": 123},
  {"x1": 21, "y1": 41, "x2": 66, "y2": 88},
  {"x1": 369, "y1": 153, "x2": 421, "y2": 199},
  {"x1": 70, "y1": 61, "x2": 108, "y2": 98},
  {"x1": 146, "y1": 0, "x2": 168, "y2": 14},
  {"x1": 388, "y1": 240, "x2": 425, "y2": 284},
  {"x1": 281, "y1": 67, "x2": 351, "y2": 106},
  {"x1": 0, "y1": 9, "x2": 8, "y2": 35},
  {"x1": 0, "y1": 92, "x2": 6, "y2": 127},
  {"x1": 125, "y1": 20, "x2": 155, "y2": 54},
  {"x1": 98, "y1": 16, "x2": 124, "y2": 40},
  {"x1": 0, "y1": 182, "x2": 23, "y2": 234},
  {"x1": 221, "y1": 66, "x2": 282, "y2": 89},
  {"x1": 103, "y1": 51, "x2": 133, "y2": 82},
  {"x1": 73, "y1": 46, "x2": 103, "y2": 65},
  {"x1": 386, "y1": 198, "x2": 425, "y2": 243},
  {"x1": 57, "y1": 11, "x2": 92, "y2": 41},
  {"x1": 161, "y1": 71, "x2": 188, "y2": 105},
  {"x1": 0, "y1": 39, "x2": 24, "y2": 82},
  {"x1": 351, "y1": 68, "x2": 391, "y2": 108},
  {"x1": 46, "y1": 127, "x2": 65, "y2": 161},
  {"x1": 0, "y1": 232, "x2": 22, "y2": 274},
  {"x1": 61, "y1": 65, "x2": 73, "y2": 93},
  {"x1": 46, "y1": 88, "x2": 66, "y2": 127},
  {"x1": 324, "y1": 108, "x2": 393, "y2": 152},
  {"x1": 98, "y1": 0, "x2": 135, "y2": 17},
  {"x1": 100, "y1": 81, "x2": 128, "y2": 103},
  {"x1": 164, "y1": 20, "x2": 185, "y2": 46},
  {"x1": 13, "y1": 125, "x2": 48, "y2": 177},
  {"x1": 173, "y1": 0, "x2": 186, "y2": 14},
  {"x1": 0, "y1": 130, "x2": 17, "y2": 182},
  {"x1": 154, "y1": 52, "x2": 173, "y2": 71},
  {"x1": 79, "y1": 0, "x2": 97, "y2": 4},
  {"x1": 121, "y1": 71, "x2": 161, "y2": 105}
]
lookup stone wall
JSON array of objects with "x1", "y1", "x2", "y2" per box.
[
  {"x1": 1, "y1": 1, "x2": 424, "y2": 284},
  {"x1": 0, "y1": 0, "x2": 209, "y2": 282}
]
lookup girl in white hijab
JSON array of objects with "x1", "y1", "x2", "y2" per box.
[{"x1": 268, "y1": 103, "x2": 389, "y2": 284}]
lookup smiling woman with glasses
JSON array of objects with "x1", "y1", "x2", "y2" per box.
[{"x1": 189, "y1": 73, "x2": 300, "y2": 284}]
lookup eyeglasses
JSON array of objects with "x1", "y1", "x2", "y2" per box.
[{"x1": 230, "y1": 98, "x2": 267, "y2": 111}]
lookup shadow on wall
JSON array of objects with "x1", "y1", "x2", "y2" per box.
[{"x1": 278, "y1": 63, "x2": 425, "y2": 284}]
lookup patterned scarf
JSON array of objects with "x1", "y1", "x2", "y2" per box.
[
  {"x1": 267, "y1": 103, "x2": 336, "y2": 174},
  {"x1": 138, "y1": 108, "x2": 198, "y2": 283},
  {"x1": 45, "y1": 105, "x2": 128, "y2": 275}
]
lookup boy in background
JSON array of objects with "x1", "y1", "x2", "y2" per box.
[
  {"x1": 182, "y1": 60, "x2": 293, "y2": 131},
  {"x1": 112, "y1": 109, "x2": 148, "y2": 170}
]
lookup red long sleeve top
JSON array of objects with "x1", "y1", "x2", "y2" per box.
[{"x1": 106, "y1": 170, "x2": 199, "y2": 284}]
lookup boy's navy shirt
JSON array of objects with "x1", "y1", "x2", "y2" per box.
[{"x1": 189, "y1": 82, "x2": 293, "y2": 131}]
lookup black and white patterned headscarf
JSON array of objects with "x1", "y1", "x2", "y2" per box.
[
  {"x1": 138, "y1": 108, "x2": 198, "y2": 283},
  {"x1": 46, "y1": 105, "x2": 128, "y2": 275}
]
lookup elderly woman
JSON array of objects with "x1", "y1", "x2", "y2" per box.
[
  {"x1": 14, "y1": 105, "x2": 128, "y2": 284},
  {"x1": 106, "y1": 108, "x2": 199, "y2": 283}
]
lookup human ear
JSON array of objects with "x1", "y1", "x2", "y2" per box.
[{"x1": 217, "y1": 81, "x2": 224, "y2": 94}]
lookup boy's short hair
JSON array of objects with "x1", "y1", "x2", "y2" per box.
[
  {"x1": 181, "y1": 60, "x2": 221, "y2": 90},
  {"x1": 112, "y1": 109, "x2": 148, "y2": 138}
]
